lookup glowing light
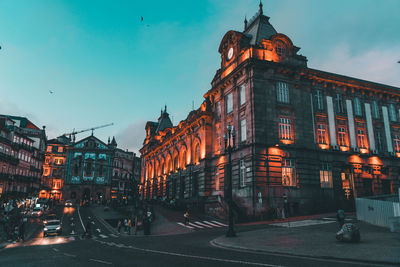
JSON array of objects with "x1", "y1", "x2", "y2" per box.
[
  {"x1": 368, "y1": 156, "x2": 383, "y2": 165},
  {"x1": 319, "y1": 144, "x2": 329, "y2": 150},
  {"x1": 360, "y1": 148, "x2": 369, "y2": 154},
  {"x1": 280, "y1": 139, "x2": 294, "y2": 145},
  {"x1": 348, "y1": 155, "x2": 363, "y2": 164},
  {"x1": 268, "y1": 147, "x2": 284, "y2": 157},
  {"x1": 340, "y1": 146, "x2": 349, "y2": 152},
  {"x1": 396, "y1": 152, "x2": 400, "y2": 158}
]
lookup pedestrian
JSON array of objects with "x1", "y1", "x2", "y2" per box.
[
  {"x1": 283, "y1": 193, "x2": 289, "y2": 218},
  {"x1": 124, "y1": 218, "x2": 128, "y2": 232},
  {"x1": 128, "y1": 219, "x2": 132, "y2": 235},
  {"x1": 184, "y1": 210, "x2": 190, "y2": 225},
  {"x1": 19, "y1": 221, "x2": 25, "y2": 242},
  {"x1": 117, "y1": 219, "x2": 122, "y2": 233},
  {"x1": 337, "y1": 208, "x2": 345, "y2": 228},
  {"x1": 84, "y1": 219, "x2": 92, "y2": 238}
]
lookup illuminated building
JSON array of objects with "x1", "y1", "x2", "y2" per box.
[
  {"x1": 140, "y1": 4, "x2": 399, "y2": 219},
  {"x1": 63, "y1": 135, "x2": 135, "y2": 203},
  {"x1": 40, "y1": 135, "x2": 70, "y2": 201},
  {"x1": 0, "y1": 115, "x2": 46, "y2": 200}
]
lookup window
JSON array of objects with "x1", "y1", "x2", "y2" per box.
[
  {"x1": 334, "y1": 93, "x2": 344, "y2": 113},
  {"x1": 394, "y1": 135, "x2": 400, "y2": 152},
  {"x1": 240, "y1": 118, "x2": 247, "y2": 142},
  {"x1": 58, "y1": 147, "x2": 63, "y2": 153},
  {"x1": 320, "y1": 163, "x2": 333, "y2": 188},
  {"x1": 215, "y1": 170, "x2": 220, "y2": 191},
  {"x1": 315, "y1": 90, "x2": 324, "y2": 110},
  {"x1": 194, "y1": 144, "x2": 200, "y2": 164},
  {"x1": 389, "y1": 104, "x2": 397, "y2": 122},
  {"x1": 239, "y1": 85, "x2": 246, "y2": 106},
  {"x1": 354, "y1": 98, "x2": 362, "y2": 116},
  {"x1": 279, "y1": 118, "x2": 293, "y2": 141},
  {"x1": 372, "y1": 101, "x2": 380, "y2": 119},
  {"x1": 215, "y1": 102, "x2": 221, "y2": 119},
  {"x1": 282, "y1": 159, "x2": 296, "y2": 186},
  {"x1": 357, "y1": 129, "x2": 367, "y2": 148},
  {"x1": 85, "y1": 162, "x2": 93, "y2": 176},
  {"x1": 375, "y1": 130, "x2": 383, "y2": 152},
  {"x1": 226, "y1": 93, "x2": 233, "y2": 113},
  {"x1": 337, "y1": 127, "x2": 347, "y2": 146},
  {"x1": 317, "y1": 124, "x2": 327, "y2": 144},
  {"x1": 277, "y1": 82, "x2": 289, "y2": 103},
  {"x1": 239, "y1": 160, "x2": 246, "y2": 187},
  {"x1": 46, "y1": 146, "x2": 52, "y2": 152}
]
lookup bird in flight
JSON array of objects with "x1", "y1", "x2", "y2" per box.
[
  {"x1": 398, "y1": 60, "x2": 400, "y2": 64},
  {"x1": 141, "y1": 16, "x2": 143, "y2": 22},
  {"x1": 49, "y1": 90, "x2": 54, "y2": 94}
]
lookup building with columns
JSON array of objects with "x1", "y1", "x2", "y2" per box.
[{"x1": 140, "y1": 3, "x2": 400, "y2": 220}]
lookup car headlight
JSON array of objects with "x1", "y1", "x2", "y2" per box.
[
  {"x1": 56, "y1": 226, "x2": 61, "y2": 230},
  {"x1": 44, "y1": 227, "x2": 48, "y2": 231}
]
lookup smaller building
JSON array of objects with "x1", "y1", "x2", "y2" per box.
[{"x1": 40, "y1": 135, "x2": 70, "y2": 201}]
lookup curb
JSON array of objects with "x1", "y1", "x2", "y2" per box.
[
  {"x1": 210, "y1": 238, "x2": 400, "y2": 266},
  {"x1": 91, "y1": 211, "x2": 119, "y2": 235}
]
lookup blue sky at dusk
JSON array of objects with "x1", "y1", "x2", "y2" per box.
[{"x1": 1, "y1": 0, "x2": 399, "y2": 153}]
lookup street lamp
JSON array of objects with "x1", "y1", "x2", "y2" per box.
[{"x1": 224, "y1": 123, "x2": 236, "y2": 237}]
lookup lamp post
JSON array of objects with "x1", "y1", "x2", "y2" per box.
[{"x1": 224, "y1": 123, "x2": 236, "y2": 237}]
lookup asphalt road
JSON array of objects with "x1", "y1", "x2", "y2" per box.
[{"x1": 0, "y1": 206, "x2": 393, "y2": 267}]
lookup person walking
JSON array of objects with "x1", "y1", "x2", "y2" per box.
[
  {"x1": 117, "y1": 219, "x2": 122, "y2": 233},
  {"x1": 337, "y1": 208, "x2": 345, "y2": 228},
  {"x1": 184, "y1": 210, "x2": 190, "y2": 225},
  {"x1": 127, "y1": 219, "x2": 132, "y2": 235},
  {"x1": 124, "y1": 218, "x2": 128, "y2": 233},
  {"x1": 19, "y1": 221, "x2": 25, "y2": 242}
]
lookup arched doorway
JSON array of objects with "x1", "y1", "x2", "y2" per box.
[{"x1": 82, "y1": 188, "x2": 91, "y2": 201}]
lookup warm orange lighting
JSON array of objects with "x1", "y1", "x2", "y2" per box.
[
  {"x1": 319, "y1": 144, "x2": 329, "y2": 150},
  {"x1": 348, "y1": 155, "x2": 363, "y2": 164},
  {"x1": 340, "y1": 146, "x2": 349, "y2": 152},
  {"x1": 280, "y1": 139, "x2": 294, "y2": 145},
  {"x1": 268, "y1": 147, "x2": 284, "y2": 157},
  {"x1": 368, "y1": 156, "x2": 383, "y2": 166},
  {"x1": 360, "y1": 148, "x2": 368, "y2": 154},
  {"x1": 396, "y1": 152, "x2": 400, "y2": 158}
]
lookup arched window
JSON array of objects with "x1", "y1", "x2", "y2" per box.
[
  {"x1": 194, "y1": 143, "x2": 200, "y2": 164},
  {"x1": 180, "y1": 150, "x2": 186, "y2": 169},
  {"x1": 173, "y1": 155, "x2": 179, "y2": 171}
]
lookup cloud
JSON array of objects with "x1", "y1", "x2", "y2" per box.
[
  {"x1": 115, "y1": 120, "x2": 146, "y2": 155},
  {"x1": 311, "y1": 43, "x2": 400, "y2": 88}
]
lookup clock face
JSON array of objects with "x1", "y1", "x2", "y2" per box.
[{"x1": 227, "y1": 47, "x2": 234, "y2": 60}]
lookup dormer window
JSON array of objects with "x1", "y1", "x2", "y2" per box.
[{"x1": 275, "y1": 40, "x2": 287, "y2": 60}]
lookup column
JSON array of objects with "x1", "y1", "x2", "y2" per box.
[
  {"x1": 364, "y1": 103, "x2": 375, "y2": 151},
  {"x1": 382, "y1": 106, "x2": 393, "y2": 152},
  {"x1": 326, "y1": 96, "x2": 337, "y2": 146},
  {"x1": 346, "y1": 99, "x2": 357, "y2": 149}
]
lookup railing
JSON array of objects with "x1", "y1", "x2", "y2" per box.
[{"x1": 356, "y1": 194, "x2": 400, "y2": 230}]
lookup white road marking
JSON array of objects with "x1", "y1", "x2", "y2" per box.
[
  {"x1": 177, "y1": 222, "x2": 194, "y2": 229},
  {"x1": 63, "y1": 253, "x2": 77, "y2": 258},
  {"x1": 194, "y1": 221, "x2": 213, "y2": 228},
  {"x1": 77, "y1": 206, "x2": 85, "y2": 232},
  {"x1": 89, "y1": 259, "x2": 112, "y2": 265},
  {"x1": 189, "y1": 222, "x2": 204, "y2": 229},
  {"x1": 99, "y1": 234, "x2": 108, "y2": 239},
  {"x1": 212, "y1": 220, "x2": 228, "y2": 226},
  {"x1": 109, "y1": 234, "x2": 118, "y2": 238},
  {"x1": 93, "y1": 239, "x2": 283, "y2": 267},
  {"x1": 270, "y1": 219, "x2": 335, "y2": 228},
  {"x1": 69, "y1": 237, "x2": 75, "y2": 241},
  {"x1": 203, "y1": 221, "x2": 223, "y2": 227},
  {"x1": 96, "y1": 228, "x2": 101, "y2": 233},
  {"x1": 52, "y1": 248, "x2": 59, "y2": 252}
]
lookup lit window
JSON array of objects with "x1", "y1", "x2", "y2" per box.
[
  {"x1": 320, "y1": 163, "x2": 333, "y2": 188},
  {"x1": 282, "y1": 159, "x2": 296, "y2": 187},
  {"x1": 317, "y1": 124, "x2": 327, "y2": 144},
  {"x1": 194, "y1": 144, "x2": 200, "y2": 164},
  {"x1": 240, "y1": 118, "x2": 246, "y2": 142},
  {"x1": 375, "y1": 130, "x2": 383, "y2": 152},
  {"x1": 372, "y1": 101, "x2": 380, "y2": 119},
  {"x1": 354, "y1": 98, "x2": 362, "y2": 116},
  {"x1": 334, "y1": 94, "x2": 344, "y2": 113},
  {"x1": 357, "y1": 129, "x2": 367, "y2": 149},
  {"x1": 277, "y1": 82, "x2": 289, "y2": 103},
  {"x1": 394, "y1": 135, "x2": 400, "y2": 152},
  {"x1": 58, "y1": 147, "x2": 63, "y2": 153},
  {"x1": 337, "y1": 127, "x2": 347, "y2": 146},
  {"x1": 389, "y1": 104, "x2": 397, "y2": 122},
  {"x1": 239, "y1": 160, "x2": 246, "y2": 187},
  {"x1": 315, "y1": 90, "x2": 324, "y2": 110},
  {"x1": 279, "y1": 118, "x2": 293, "y2": 141},
  {"x1": 226, "y1": 93, "x2": 233, "y2": 113},
  {"x1": 239, "y1": 85, "x2": 246, "y2": 106},
  {"x1": 46, "y1": 146, "x2": 52, "y2": 152}
]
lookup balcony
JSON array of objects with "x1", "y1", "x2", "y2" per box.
[
  {"x1": 0, "y1": 151, "x2": 19, "y2": 165},
  {"x1": 0, "y1": 135, "x2": 11, "y2": 145}
]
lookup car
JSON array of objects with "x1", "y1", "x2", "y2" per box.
[
  {"x1": 65, "y1": 200, "x2": 73, "y2": 207},
  {"x1": 43, "y1": 214, "x2": 57, "y2": 225},
  {"x1": 43, "y1": 220, "x2": 62, "y2": 236},
  {"x1": 31, "y1": 207, "x2": 43, "y2": 217}
]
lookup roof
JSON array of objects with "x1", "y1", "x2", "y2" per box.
[
  {"x1": 243, "y1": 5, "x2": 277, "y2": 45},
  {"x1": 0, "y1": 115, "x2": 40, "y2": 130},
  {"x1": 155, "y1": 106, "x2": 173, "y2": 133}
]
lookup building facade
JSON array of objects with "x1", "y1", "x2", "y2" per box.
[
  {"x1": 140, "y1": 4, "x2": 400, "y2": 220},
  {"x1": 63, "y1": 135, "x2": 134, "y2": 203},
  {"x1": 40, "y1": 135, "x2": 70, "y2": 201},
  {"x1": 0, "y1": 115, "x2": 46, "y2": 200}
]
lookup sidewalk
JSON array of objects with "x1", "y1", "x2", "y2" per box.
[{"x1": 212, "y1": 217, "x2": 400, "y2": 265}]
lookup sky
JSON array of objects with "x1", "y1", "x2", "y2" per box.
[{"x1": 1, "y1": 0, "x2": 399, "y2": 154}]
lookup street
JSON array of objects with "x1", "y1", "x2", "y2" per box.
[{"x1": 0, "y1": 205, "x2": 394, "y2": 267}]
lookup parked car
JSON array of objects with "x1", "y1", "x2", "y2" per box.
[
  {"x1": 31, "y1": 207, "x2": 43, "y2": 217},
  {"x1": 43, "y1": 220, "x2": 62, "y2": 237},
  {"x1": 65, "y1": 200, "x2": 73, "y2": 207},
  {"x1": 43, "y1": 214, "x2": 57, "y2": 225}
]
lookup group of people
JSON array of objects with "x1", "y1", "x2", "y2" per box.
[{"x1": 117, "y1": 218, "x2": 133, "y2": 235}]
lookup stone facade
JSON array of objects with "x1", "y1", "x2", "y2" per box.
[{"x1": 140, "y1": 5, "x2": 400, "y2": 220}]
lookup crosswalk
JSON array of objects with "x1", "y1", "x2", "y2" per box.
[{"x1": 177, "y1": 220, "x2": 228, "y2": 230}]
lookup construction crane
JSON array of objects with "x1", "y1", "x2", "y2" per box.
[{"x1": 63, "y1": 123, "x2": 114, "y2": 142}]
